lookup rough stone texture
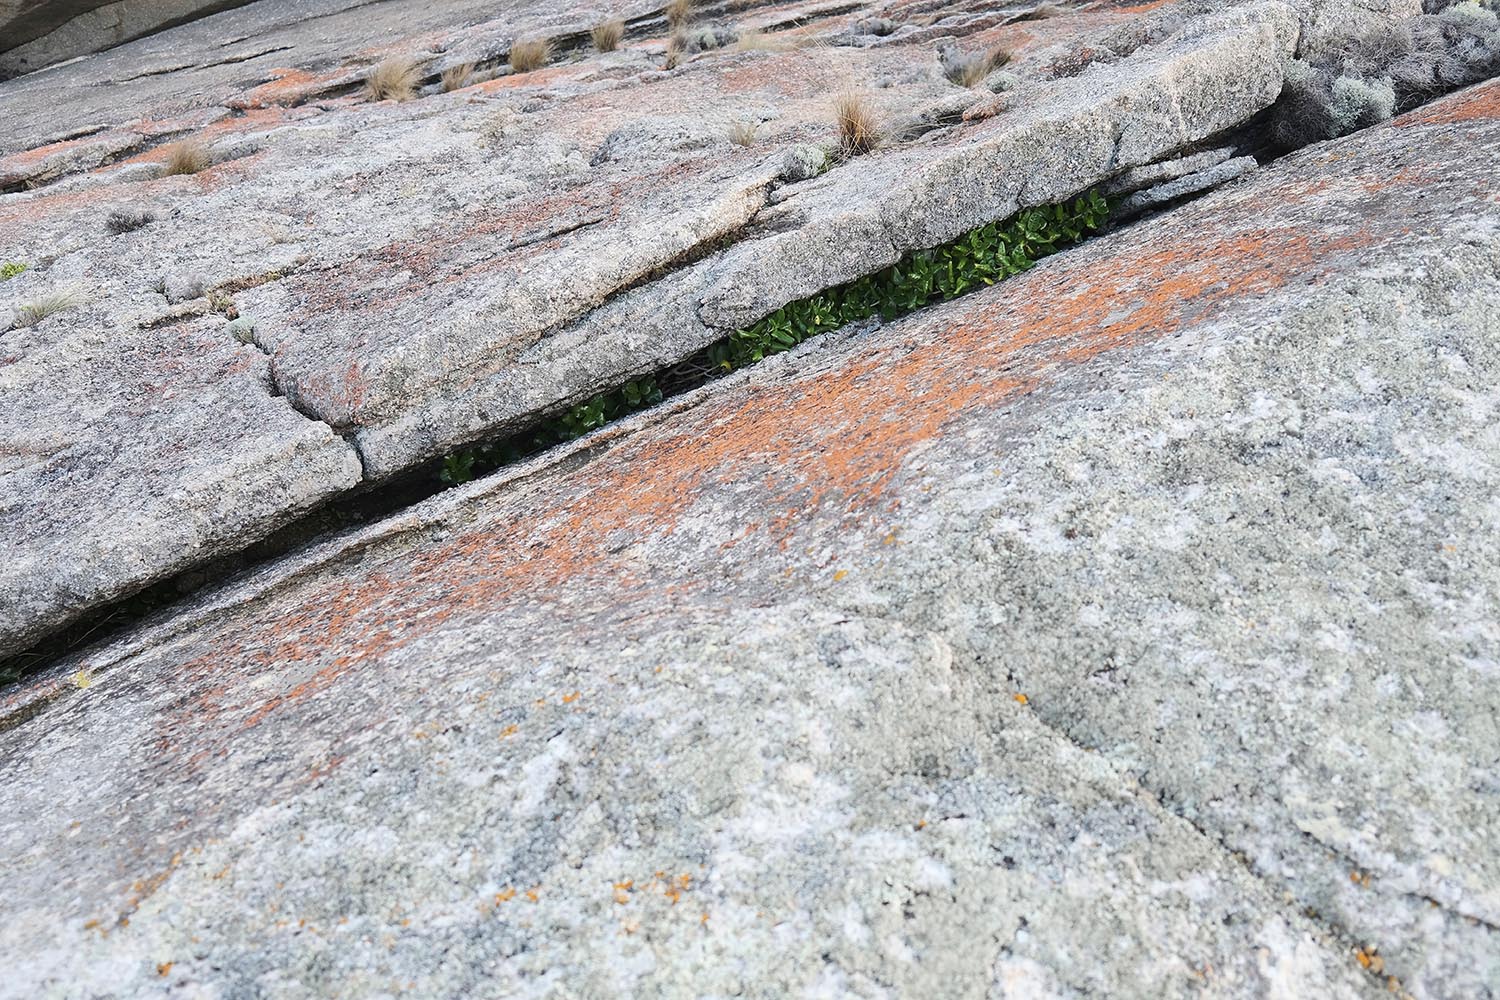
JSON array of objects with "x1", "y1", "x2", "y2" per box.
[
  {"x1": 0, "y1": 0, "x2": 1329, "y2": 653},
  {"x1": 0, "y1": 312, "x2": 362, "y2": 655},
  {"x1": 0, "y1": 0, "x2": 257, "y2": 79},
  {"x1": 1111, "y1": 153, "x2": 1258, "y2": 215},
  {"x1": 3, "y1": 81, "x2": 1497, "y2": 998}
]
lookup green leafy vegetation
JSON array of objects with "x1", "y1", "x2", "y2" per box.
[
  {"x1": 0, "y1": 262, "x2": 27, "y2": 280},
  {"x1": 438, "y1": 190, "x2": 1111, "y2": 484}
]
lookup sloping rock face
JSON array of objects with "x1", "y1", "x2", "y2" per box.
[
  {"x1": 2, "y1": 76, "x2": 1498, "y2": 999},
  {"x1": 0, "y1": 0, "x2": 256, "y2": 79},
  {"x1": 0, "y1": 0, "x2": 1317, "y2": 655}
]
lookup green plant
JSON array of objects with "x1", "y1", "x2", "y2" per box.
[
  {"x1": 708, "y1": 190, "x2": 1110, "y2": 371},
  {"x1": 0, "y1": 262, "x2": 26, "y2": 280},
  {"x1": 435, "y1": 191, "x2": 1110, "y2": 485}
]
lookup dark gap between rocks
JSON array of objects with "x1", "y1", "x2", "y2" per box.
[{"x1": 3, "y1": 71, "x2": 1474, "y2": 690}]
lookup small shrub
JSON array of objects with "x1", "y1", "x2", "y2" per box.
[
  {"x1": 13, "y1": 291, "x2": 80, "y2": 328},
  {"x1": 1329, "y1": 74, "x2": 1396, "y2": 133},
  {"x1": 441, "y1": 62, "x2": 474, "y2": 92},
  {"x1": 207, "y1": 289, "x2": 239, "y2": 319},
  {"x1": 665, "y1": 33, "x2": 685, "y2": 69},
  {"x1": 365, "y1": 55, "x2": 422, "y2": 101},
  {"x1": 833, "y1": 90, "x2": 881, "y2": 156},
  {"x1": 666, "y1": 0, "x2": 693, "y2": 29},
  {"x1": 592, "y1": 18, "x2": 625, "y2": 52},
  {"x1": 105, "y1": 207, "x2": 156, "y2": 234},
  {"x1": 727, "y1": 121, "x2": 757, "y2": 146},
  {"x1": 161, "y1": 140, "x2": 210, "y2": 176},
  {"x1": 510, "y1": 38, "x2": 552, "y2": 73},
  {"x1": 944, "y1": 45, "x2": 1012, "y2": 87},
  {"x1": 0, "y1": 262, "x2": 27, "y2": 281}
]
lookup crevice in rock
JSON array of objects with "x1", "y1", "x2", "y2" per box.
[{"x1": 1, "y1": 78, "x2": 1481, "y2": 690}]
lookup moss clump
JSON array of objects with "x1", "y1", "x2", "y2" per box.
[{"x1": 0, "y1": 262, "x2": 27, "y2": 280}]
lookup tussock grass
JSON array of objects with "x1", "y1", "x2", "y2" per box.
[
  {"x1": 666, "y1": 0, "x2": 693, "y2": 29},
  {"x1": 365, "y1": 54, "x2": 422, "y2": 101},
  {"x1": 733, "y1": 27, "x2": 801, "y2": 51},
  {"x1": 441, "y1": 62, "x2": 475, "y2": 92},
  {"x1": 727, "y1": 121, "x2": 757, "y2": 146},
  {"x1": 13, "y1": 291, "x2": 80, "y2": 328},
  {"x1": 945, "y1": 46, "x2": 1012, "y2": 88},
  {"x1": 509, "y1": 38, "x2": 552, "y2": 73},
  {"x1": 592, "y1": 18, "x2": 625, "y2": 52},
  {"x1": 833, "y1": 90, "x2": 880, "y2": 156},
  {"x1": 161, "y1": 140, "x2": 210, "y2": 176}
]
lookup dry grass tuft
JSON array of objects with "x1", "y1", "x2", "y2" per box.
[
  {"x1": 727, "y1": 121, "x2": 757, "y2": 146},
  {"x1": 365, "y1": 54, "x2": 423, "y2": 101},
  {"x1": 441, "y1": 62, "x2": 475, "y2": 92},
  {"x1": 665, "y1": 32, "x2": 686, "y2": 69},
  {"x1": 13, "y1": 291, "x2": 81, "y2": 328},
  {"x1": 666, "y1": 0, "x2": 693, "y2": 29},
  {"x1": 161, "y1": 140, "x2": 211, "y2": 176},
  {"x1": 509, "y1": 38, "x2": 552, "y2": 73},
  {"x1": 945, "y1": 46, "x2": 1012, "y2": 88},
  {"x1": 592, "y1": 18, "x2": 626, "y2": 52},
  {"x1": 833, "y1": 90, "x2": 880, "y2": 156},
  {"x1": 733, "y1": 27, "x2": 800, "y2": 52}
]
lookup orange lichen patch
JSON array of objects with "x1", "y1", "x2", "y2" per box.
[
  {"x1": 477, "y1": 64, "x2": 575, "y2": 91},
  {"x1": 231, "y1": 67, "x2": 358, "y2": 109},
  {"x1": 499, "y1": 724, "x2": 519, "y2": 738},
  {"x1": 1397, "y1": 79, "x2": 1500, "y2": 126},
  {"x1": 165, "y1": 218, "x2": 1390, "y2": 741},
  {"x1": 562, "y1": 690, "x2": 581, "y2": 704},
  {"x1": 494, "y1": 888, "x2": 517, "y2": 904},
  {"x1": 1103, "y1": 0, "x2": 1176, "y2": 14},
  {"x1": 156, "y1": 962, "x2": 174, "y2": 977},
  {"x1": 1013, "y1": 693, "x2": 1028, "y2": 705}
]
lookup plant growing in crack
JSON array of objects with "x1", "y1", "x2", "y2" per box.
[
  {"x1": 0, "y1": 262, "x2": 27, "y2": 281},
  {"x1": 366, "y1": 55, "x2": 423, "y2": 101},
  {"x1": 435, "y1": 191, "x2": 1111, "y2": 486},
  {"x1": 593, "y1": 19, "x2": 625, "y2": 52},
  {"x1": 510, "y1": 39, "x2": 552, "y2": 73},
  {"x1": 833, "y1": 90, "x2": 881, "y2": 156}
]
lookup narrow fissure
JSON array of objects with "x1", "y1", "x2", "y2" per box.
[{"x1": 3, "y1": 71, "x2": 1485, "y2": 688}]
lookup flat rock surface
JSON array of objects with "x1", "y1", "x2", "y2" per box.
[
  {"x1": 3, "y1": 80, "x2": 1497, "y2": 998},
  {"x1": 0, "y1": 0, "x2": 1304, "y2": 653}
]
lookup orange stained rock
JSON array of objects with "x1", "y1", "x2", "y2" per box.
[
  {"x1": 1399, "y1": 78, "x2": 1500, "y2": 127},
  {"x1": 161, "y1": 154, "x2": 1436, "y2": 748}
]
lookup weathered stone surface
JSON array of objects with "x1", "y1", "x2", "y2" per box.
[
  {"x1": 0, "y1": 312, "x2": 362, "y2": 655},
  {"x1": 0, "y1": 0, "x2": 257, "y2": 79},
  {"x1": 3, "y1": 80, "x2": 1497, "y2": 997},
  {"x1": 1111, "y1": 153, "x2": 1257, "y2": 215},
  {"x1": 0, "y1": 0, "x2": 1324, "y2": 651}
]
